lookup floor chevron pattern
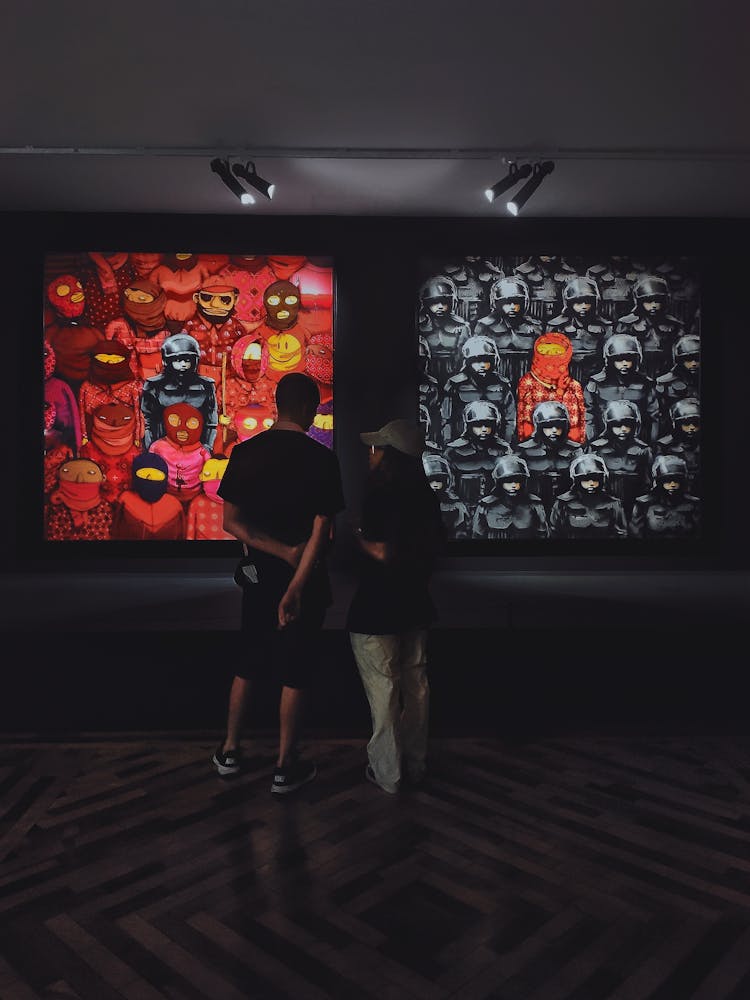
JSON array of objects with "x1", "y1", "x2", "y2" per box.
[{"x1": 1, "y1": 730, "x2": 750, "y2": 999}]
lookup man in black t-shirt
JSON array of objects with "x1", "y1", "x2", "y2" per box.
[{"x1": 213, "y1": 373, "x2": 345, "y2": 795}]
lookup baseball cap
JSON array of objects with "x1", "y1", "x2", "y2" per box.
[{"x1": 360, "y1": 418, "x2": 425, "y2": 457}]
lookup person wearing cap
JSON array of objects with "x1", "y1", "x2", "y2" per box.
[{"x1": 346, "y1": 417, "x2": 444, "y2": 794}]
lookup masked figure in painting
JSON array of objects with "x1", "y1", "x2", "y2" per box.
[
  {"x1": 585, "y1": 398, "x2": 653, "y2": 519},
  {"x1": 104, "y1": 278, "x2": 170, "y2": 382},
  {"x1": 141, "y1": 333, "x2": 218, "y2": 451},
  {"x1": 417, "y1": 275, "x2": 471, "y2": 387},
  {"x1": 442, "y1": 335, "x2": 516, "y2": 446},
  {"x1": 148, "y1": 402, "x2": 213, "y2": 505},
  {"x1": 45, "y1": 273, "x2": 102, "y2": 393},
  {"x1": 80, "y1": 402, "x2": 141, "y2": 505},
  {"x1": 444, "y1": 399, "x2": 512, "y2": 512},
  {"x1": 516, "y1": 400, "x2": 583, "y2": 514},
  {"x1": 186, "y1": 455, "x2": 236, "y2": 540},
  {"x1": 584, "y1": 333, "x2": 660, "y2": 446},
  {"x1": 184, "y1": 276, "x2": 246, "y2": 390},
  {"x1": 655, "y1": 334, "x2": 700, "y2": 437},
  {"x1": 549, "y1": 453, "x2": 627, "y2": 540},
  {"x1": 255, "y1": 279, "x2": 311, "y2": 382},
  {"x1": 465, "y1": 275, "x2": 542, "y2": 387},
  {"x1": 45, "y1": 457, "x2": 113, "y2": 541},
  {"x1": 547, "y1": 275, "x2": 613, "y2": 385},
  {"x1": 615, "y1": 274, "x2": 686, "y2": 380},
  {"x1": 654, "y1": 396, "x2": 701, "y2": 497},
  {"x1": 517, "y1": 332, "x2": 586, "y2": 444},
  {"x1": 111, "y1": 452, "x2": 186, "y2": 541},
  {"x1": 78, "y1": 339, "x2": 143, "y2": 447},
  {"x1": 422, "y1": 453, "x2": 473, "y2": 540},
  {"x1": 471, "y1": 454, "x2": 548, "y2": 541},
  {"x1": 629, "y1": 454, "x2": 700, "y2": 539}
]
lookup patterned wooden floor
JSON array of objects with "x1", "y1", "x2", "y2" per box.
[{"x1": 2, "y1": 730, "x2": 750, "y2": 1000}]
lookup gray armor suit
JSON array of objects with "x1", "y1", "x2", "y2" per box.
[
  {"x1": 471, "y1": 454, "x2": 548, "y2": 541},
  {"x1": 141, "y1": 333, "x2": 218, "y2": 451},
  {"x1": 547, "y1": 275, "x2": 613, "y2": 385},
  {"x1": 417, "y1": 276, "x2": 471, "y2": 386},
  {"x1": 584, "y1": 334, "x2": 660, "y2": 445},
  {"x1": 615, "y1": 274, "x2": 686, "y2": 380},
  {"x1": 654, "y1": 397, "x2": 701, "y2": 497},
  {"x1": 655, "y1": 334, "x2": 700, "y2": 437},
  {"x1": 463, "y1": 276, "x2": 542, "y2": 386},
  {"x1": 516, "y1": 400, "x2": 583, "y2": 512},
  {"x1": 441, "y1": 336, "x2": 516, "y2": 445},
  {"x1": 422, "y1": 453, "x2": 472, "y2": 540},
  {"x1": 629, "y1": 454, "x2": 700, "y2": 539},
  {"x1": 549, "y1": 454, "x2": 627, "y2": 540},
  {"x1": 513, "y1": 256, "x2": 578, "y2": 323},
  {"x1": 585, "y1": 399, "x2": 653, "y2": 518},
  {"x1": 444, "y1": 400, "x2": 512, "y2": 510}
]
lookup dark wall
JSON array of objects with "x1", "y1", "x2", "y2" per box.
[{"x1": 4, "y1": 211, "x2": 748, "y2": 574}]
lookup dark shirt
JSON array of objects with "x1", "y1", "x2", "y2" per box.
[
  {"x1": 346, "y1": 471, "x2": 444, "y2": 634},
  {"x1": 218, "y1": 428, "x2": 345, "y2": 604}
]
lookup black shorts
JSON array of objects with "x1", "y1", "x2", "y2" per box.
[{"x1": 238, "y1": 564, "x2": 328, "y2": 689}]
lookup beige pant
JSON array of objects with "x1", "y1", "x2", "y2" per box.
[{"x1": 349, "y1": 629, "x2": 430, "y2": 792}]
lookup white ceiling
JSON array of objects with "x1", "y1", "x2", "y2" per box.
[{"x1": 2, "y1": 0, "x2": 749, "y2": 219}]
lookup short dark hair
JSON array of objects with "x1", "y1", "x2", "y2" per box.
[{"x1": 275, "y1": 372, "x2": 320, "y2": 419}]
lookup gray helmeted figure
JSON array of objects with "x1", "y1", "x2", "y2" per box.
[
  {"x1": 549, "y1": 452, "x2": 627, "y2": 539},
  {"x1": 654, "y1": 396, "x2": 701, "y2": 496},
  {"x1": 584, "y1": 332, "x2": 660, "y2": 445},
  {"x1": 443, "y1": 399, "x2": 512, "y2": 509},
  {"x1": 655, "y1": 333, "x2": 700, "y2": 436},
  {"x1": 419, "y1": 401, "x2": 441, "y2": 457},
  {"x1": 442, "y1": 256, "x2": 504, "y2": 324},
  {"x1": 462, "y1": 275, "x2": 542, "y2": 386},
  {"x1": 548, "y1": 275, "x2": 613, "y2": 385},
  {"x1": 441, "y1": 334, "x2": 516, "y2": 445},
  {"x1": 516, "y1": 399, "x2": 583, "y2": 512},
  {"x1": 422, "y1": 453, "x2": 472, "y2": 539},
  {"x1": 141, "y1": 332, "x2": 218, "y2": 450},
  {"x1": 471, "y1": 453, "x2": 548, "y2": 541},
  {"x1": 615, "y1": 273, "x2": 686, "y2": 380},
  {"x1": 585, "y1": 398, "x2": 653, "y2": 518},
  {"x1": 629, "y1": 454, "x2": 700, "y2": 539},
  {"x1": 417, "y1": 275, "x2": 471, "y2": 386}
]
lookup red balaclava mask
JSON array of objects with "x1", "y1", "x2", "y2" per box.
[
  {"x1": 263, "y1": 280, "x2": 300, "y2": 330},
  {"x1": 90, "y1": 402, "x2": 136, "y2": 456},
  {"x1": 89, "y1": 340, "x2": 132, "y2": 385},
  {"x1": 164, "y1": 402, "x2": 204, "y2": 449},
  {"x1": 530, "y1": 332, "x2": 573, "y2": 388},
  {"x1": 305, "y1": 333, "x2": 333, "y2": 386},
  {"x1": 48, "y1": 274, "x2": 85, "y2": 320},
  {"x1": 122, "y1": 278, "x2": 167, "y2": 333}
]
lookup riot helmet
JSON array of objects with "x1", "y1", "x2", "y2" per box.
[
  {"x1": 604, "y1": 333, "x2": 642, "y2": 366},
  {"x1": 673, "y1": 333, "x2": 700, "y2": 365},
  {"x1": 489, "y1": 275, "x2": 530, "y2": 312},
  {"x1": 570, "y1": 453, "x2": 608, "y2": 483},
  {"x1": 463, "y1": 399, "x2": 501, "y2": 436},
  {"x1": 461, "y1": 335, "x2": 499, "y2": 367},
  {"x1": 563, "y1": 275, "x2": 600, "y2": 306},
  {"x1": 419, "y1": 275, "x2": 458, "y2": 312},
  {"x1": 161, "y1": 332, "x2": 200, "y2": 374},
  {"x1": 492, "y1": 454, "x2": 530, "y2": 482},
  {"x1": 423, "y1": 453, "x2": 454, "y2": 490},
  {"x1": 633, "y1": 274, "x2": 670, "y2": 302},
  {"x1": 603, "y1": 398, "x2": 641, "y2": 436}
]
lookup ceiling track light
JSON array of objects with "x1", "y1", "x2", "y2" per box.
[
  {"x1": 232, "y1": 160, "x2": 275, "y2": 200},
  {"x1": 210, "y1": 157, "x2": 255, "y2": 205},
  {"x1": 506, "y1": 160, "x2": 555, "y2": 216},
  {"x1": 484, "y1": 162, "x2": 532, "y2": 203}
]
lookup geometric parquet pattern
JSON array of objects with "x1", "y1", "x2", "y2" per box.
[{"x1": 2, "y1": 732, "x2": 750, "y2": 999}]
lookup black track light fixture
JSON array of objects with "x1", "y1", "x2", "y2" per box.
[
  {"x1": 232, "y1": 161, "x2": 276, "y2": 200},
  {"x1": 506, "y1": 160, "x2": 555, "y2": 216},
  {"x1": 210, "y1": 157, "x2": 255, "y2": 205},
  {"x1": 484, "y1": 162, "x2": 532, "y2": 203}
]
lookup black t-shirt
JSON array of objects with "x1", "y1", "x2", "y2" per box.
[
  {"x1": 218, "y1": 429, "x2": 345, "y2": 601},
  {"x1": 346, "y1": 473, "x2": 444, "y2": 635}
]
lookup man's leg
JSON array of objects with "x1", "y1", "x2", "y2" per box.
[
  {"x1": 277, "y1": 685, "x2": 306, "y2": 768},
  {"x1": 350, "y1": 632, "x2": 402, "y2": 792},
  {"x1": 224, "y1": 675, "x2": 253, "y2": 752}
]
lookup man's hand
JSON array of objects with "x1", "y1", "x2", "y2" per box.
[{"x1": 278, "y1": 584, "x2": 302, "y2": 629}]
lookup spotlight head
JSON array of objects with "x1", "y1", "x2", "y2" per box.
[
  {"x1": 233, "y1": 161, "x2": 275, "y2": 200},
  {"x1": 484, "y1": 162, "x2": 532, "y2": 203},
  {"x1": 211, "y1": 157, "x2": 253, "y2": 206},
  {"x1": 506, "y1": 160, "x2": 555, "y2": 216}
]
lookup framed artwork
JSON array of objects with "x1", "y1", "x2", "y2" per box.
[
  {"x1": 42, "y1": 251, "x2": 334, "y2": 543},
  {"x1": 416, "y1": 254, "x2": 702, "y2": 545}
]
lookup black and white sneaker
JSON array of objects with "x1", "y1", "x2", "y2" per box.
[
  {"x1": 212, "y1": 745, "x2": 242, "y2": 777},
  {"x1": 271, "y1": 758, "x2": 317, "y2": 795}
]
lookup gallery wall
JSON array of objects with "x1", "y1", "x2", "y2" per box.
[{"x1": 2, "y1": 210, "x2": 747, "y2": 574}]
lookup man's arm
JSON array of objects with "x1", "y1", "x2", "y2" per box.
[
  {"x1": 278, "y1": 513, "x2": 333, "y2": 628},
  {"x1": 222, "y1": 500, "x2": 301, "y2": 566}
]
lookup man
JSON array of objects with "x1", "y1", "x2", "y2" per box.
[{"x1": 214, "y1": 372, "x2": 345, "y2": 795}]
